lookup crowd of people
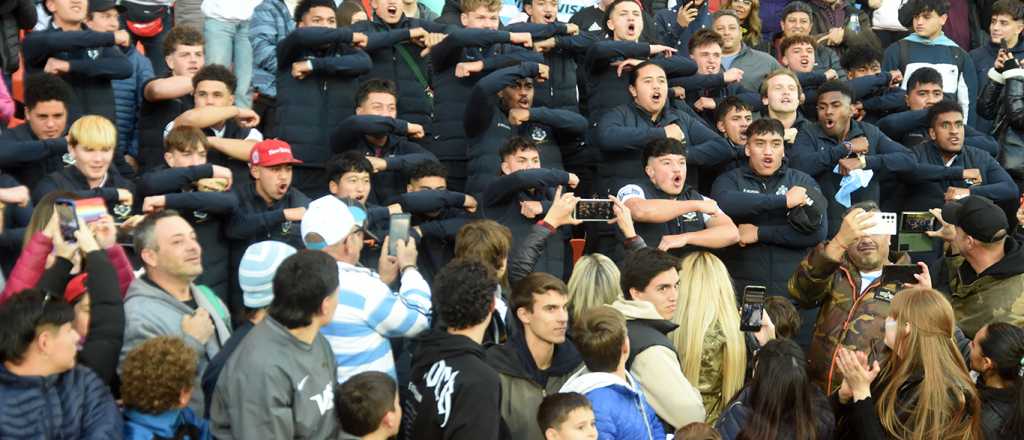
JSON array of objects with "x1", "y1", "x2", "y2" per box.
[{"x1": 1, "y1": 0, "x2": 1024, "y2": 438}]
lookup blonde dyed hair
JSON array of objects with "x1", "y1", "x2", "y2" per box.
[
  {"x1": 567, "y1": 253, "x2": 622, "y2": 323},
  {"x1": 877, "y1": 288, "x2": 982, "y2": 440},
  {"x1": 670, "y1": 252, "x2": 746, "y2": 411},
  {"x1": 68, "y1": 115, "x2": 116, "y2": 151}
]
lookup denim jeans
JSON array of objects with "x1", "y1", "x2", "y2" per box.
[{"x1": 204, "y1": 18, "x2": 254, "y2": 108}]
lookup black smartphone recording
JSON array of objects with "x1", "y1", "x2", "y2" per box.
[
  {"x1": 573, "y1": 199, "x2": 614, "y2": 222},
  {"x1": 55, "y1": 198, "x2": 79, "y2": 244},
  {"x1": 740, "y1": 286, "x2": 766, "y2": 332},
  {"x1": 881, "y1": 264, "x2": 922, "y2": 287}
]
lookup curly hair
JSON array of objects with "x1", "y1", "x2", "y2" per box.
[
  {"x1": 120, "y1": 336, "x2": 198, "y2": 414},
  {"x1": 433, "y1": 259, "x2": 498, "y2": 330}
]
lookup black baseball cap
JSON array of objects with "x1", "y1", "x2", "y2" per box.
[
  {"x1": 940, "y1": 195, "x2": 1010, "y2": 243},
  {"x1": 89, "y1": 0, "x2": 125, "y2": 13}
]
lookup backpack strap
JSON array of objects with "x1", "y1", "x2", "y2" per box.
[
  {"x1": 195, "y1": 284, "x2": 229, "y2": 323},
  {"x1": 394, "y1": 44, "x2": 434, "y2": 105}
]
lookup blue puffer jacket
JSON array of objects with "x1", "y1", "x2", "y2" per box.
[
  {"x1": 113, "y1": 46, "x2": 154, "y2": 160},
  {"x1": 0, "y1": 364, "x2": 123, "y2": 439},
  {"x1": 560, "y1": 371, "x2": 665, "y2": 440},
  {"x1": 124, "y1": 408, "x2": 210, "y2": 440}
]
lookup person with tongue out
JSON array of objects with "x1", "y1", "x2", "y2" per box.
[
  {"x1": 617, "y1": 138, "x2": 739, "y2": 258},
  {"x1": 789, "y1": 79, "x2": 915, "y2": 237}
]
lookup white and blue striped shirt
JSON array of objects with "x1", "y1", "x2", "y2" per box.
[{"x1": 321, "y1": 261, "x2": 432, "y2": 384}]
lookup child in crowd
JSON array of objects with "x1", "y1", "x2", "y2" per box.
[
  {"x1": 537, "y1": 392, "x2": 598, "y2": 440},
  {"x1": 336, "y1": 371, "x2": 402, "y2": 440}
]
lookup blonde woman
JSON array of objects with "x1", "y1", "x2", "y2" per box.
[
  {"x1": 566, "y1": 253, "x2": 623, "y2": 323},
  {"x1": 837, "y1": 288, "x2": 982, "y2": 439},
  {"x1": 670, "y1": 251, "x2": 746, "y2": 423},
  {"x1": 31, "y1": 115, "x2": 134, "y2": 216}
]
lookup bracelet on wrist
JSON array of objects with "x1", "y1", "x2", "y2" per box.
[{"x1": 400, "y1": 264, "x2": 418, "y2": 274}]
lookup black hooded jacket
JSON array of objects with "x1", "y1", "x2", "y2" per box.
[
  {"x1": 405, "y1": 329, "x2": 505, "y2": 440},
  {"x1": 979, "y1": 383, "x2": 1019, "y2": 440}
]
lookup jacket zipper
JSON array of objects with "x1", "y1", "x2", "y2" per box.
[{"x1": 825, "y1": 267, "x2": 880, "y2": 392}]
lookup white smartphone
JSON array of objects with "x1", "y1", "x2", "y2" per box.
[{"x1": 863, "y1": 212, "x2": 898, "y2": 236}]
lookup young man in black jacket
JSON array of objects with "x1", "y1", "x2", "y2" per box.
[
  {"x1": 0, "y1": 73, "x2": 72, "y2": 190},
  {"x1": 272, "y1": 0, "x2": 371, "y2": 198},
  {"x1": 481, "y1": 137, "x2": 578, "y2": 280},
  {"x1": 594, "y1": 61, "x2": 733, "y2": 197},
  {"x1": 401, "y1": 161, "x2": 477, "y2": 284},
  {"x1": 427, "y1": 0, "x2": 541, "y2": 192},
  {"x1": 33, "y1": 115, "x2": 135, "y2": 220},
  {"x1": 406, "y1": 258, "x2": 505, "y2": 440},
  {"x1": 351, "y1": 0, "x2": 447, "y2": 128},
  {"x1": 789, "y1": 80, "x2": 916, "y2": 236},
  {"x1": 331, "y1": 79, "x2": 437, "y2": 205},
  {"x1": 675, "y1": 29, "x2": 759, "y2": 130},
  {"x1": 22, "y1": 0, "x2": 132, "y2": 124},
  {"x1": 464, "y1": 62, "x2": 587, "y2": 195},
  {"x1": 897, "y1": 99, "x2": 1018, "y2": 212},
  {"x1": 227, "y1": 139, "x2": 310, "y2": 253},
  {"x1": 137, "y1": 126, "x2": 239, "y2": 307},
  {"x1": 138, "y1": 25, "x2": 205, "y2": 172},
  {"x1": 167, "y1": 64, "x2": 263, "y2": 183},
  {"x1": 711, "y1": 118, "x2": 828, "y2": 297},
  {"x1": 581, "y1": 0, "x2": 693, "y2": 122},
  {"x1": 512, "y1": 0, "x2": 591, "y2": 113},
  {"x1": 617, "y1": 138, "x2": 739, "y2": 258}
]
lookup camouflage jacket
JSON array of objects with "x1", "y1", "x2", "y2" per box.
[
  {"x1": 788, "y1": 242, "x2": 909, "y2": 394},
  {"x1": 945, "y1": 237, "x2": 1024, "y2": 338}
]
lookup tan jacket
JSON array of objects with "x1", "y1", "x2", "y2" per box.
[{"x1": 611, "y1": 299, "x2": 707, "y2": 428}]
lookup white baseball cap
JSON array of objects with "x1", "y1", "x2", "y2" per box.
[{"x1": 300, "y1": 195, "x2": 374, "y2": 250}]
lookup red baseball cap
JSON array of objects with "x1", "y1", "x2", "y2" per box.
[
  {"x1": 250, "y1": 139, "x2": 304, "y2": 167},
  {"x1": 65, "y1": 274, "x2": 89, "y2": 304}
]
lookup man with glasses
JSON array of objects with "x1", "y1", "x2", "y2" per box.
[{"x1": 301, "y1": 194, "x2": 432, "y2": 384}]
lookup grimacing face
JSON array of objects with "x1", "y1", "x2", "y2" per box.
[
  {"x1": 607, "y1": 0, "x2": 643, "y2": 41},
  {"x1": 628, "y1": 64, "x2": 668, "y2": 115},
  {"x1": 645, "y1": 153, "x2": 686, "y2": 196}
]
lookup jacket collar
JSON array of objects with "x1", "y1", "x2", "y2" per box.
[
  {"x1": 630, "y1": 103, "x2": 681, "y2": 126},
  {"x1": 812, "y1": 118, "x2": 866, "y2": 144},
  {"x1": 62, "y1": 165, "x2": 114, "y2": 189}
]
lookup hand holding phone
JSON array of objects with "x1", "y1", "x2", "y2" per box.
[
  {"x1": 881, "y1": 264, "x2": 923, "y2": 287},
  {"x1": 54, "y1": 198, "x2": 79, "y2": 244},
  {"x1": 387, "y1": 213, "x2": 411, "y2": 257},
  {"x1": 740, "y1": 285, "x2": 767, "y2": 332},
  {"x1": 573, "y1": 199, "x2": 614, "y2": 222}
]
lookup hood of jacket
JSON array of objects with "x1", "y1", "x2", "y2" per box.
[
  {"x1": 123, "y1": 408, "x2": 198, "y2": 438},
  {"x1": 560, "y1": 371, "x2": 643, "y2": 397},
  {"x1": 486, "y1": 327, "x2": 582, "y2": 382},
  {"x1": 411, "y1": 328, "x2": 488, "y2": 379},
  {"x1": 978, "y1": 236, "x2": 1024, "y2": 279},
  {"x1": 611, "y1": 299, "x2": 675, "y2": 327}
]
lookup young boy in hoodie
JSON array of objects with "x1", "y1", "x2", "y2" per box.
[
  {"x1": 122, "y1": 336, "x2": 210, "y2": 440},
  {"x1": 406, "y1": 258, "x2": 503, "y2": 440},
  {"x1": 559, "y1": 305, "x2": 665, "y2": 440}
]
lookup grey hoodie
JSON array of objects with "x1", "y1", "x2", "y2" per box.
[
  {"x1": 210, "y1": 316, "x2": 339, "y2": 440},
  {"x1": 119, "y1": 277, "x2": 232, "y2": 415}
]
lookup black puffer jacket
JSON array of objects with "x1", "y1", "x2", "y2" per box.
[
  {"x1": 271, "y1": 27, "x2": 372, "y2": 193},
  {"x1": 978, "y1": 383, "x2": 1019, "y2": 440},
  {"x1": 506, "y1": 22, "x2": 596, "y2": 113},
  {"x1": 980, "y1": 67, "x2": 1024, "y2": 184},
  {"x1": 351, "y1": 16, "x2": 448, "y2": 127},
  {"x1": 0, "y1": 0, "x2": 35, "y2": 74}
]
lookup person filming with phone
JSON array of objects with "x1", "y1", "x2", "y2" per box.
[
  {"x1": 918, "y1": 195, "x2": 1024, "y2": 338},
  {"x1": 300, "y1": 195, "x2": 431, "y2": 385},
  {"x1": 788, "y1": 200, "x2": 912, "y2": 393}
]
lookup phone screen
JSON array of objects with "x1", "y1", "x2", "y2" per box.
[
  {"x1": 387, "y1": 214, "x2": 411, "y2": 256},
  {"x1": 55, "y1": 199, "x2": 79, "y2": 243},
  {"x1": 740, "y1": 285, "x2": 766, "y2": 332},
  {"x1": 574, "y1": 199, "x2": 614, "y2": 222},
  {"x1": 881, "y1": 264, "x2": 922, "y2": 286},
  {"x1": 900, "y1": 211, "x2": 936, "y2": 233}
]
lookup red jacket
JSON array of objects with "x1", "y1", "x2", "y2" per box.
[{"x1": 0, "y1": 232, "x2": 134, "y2": 302}]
